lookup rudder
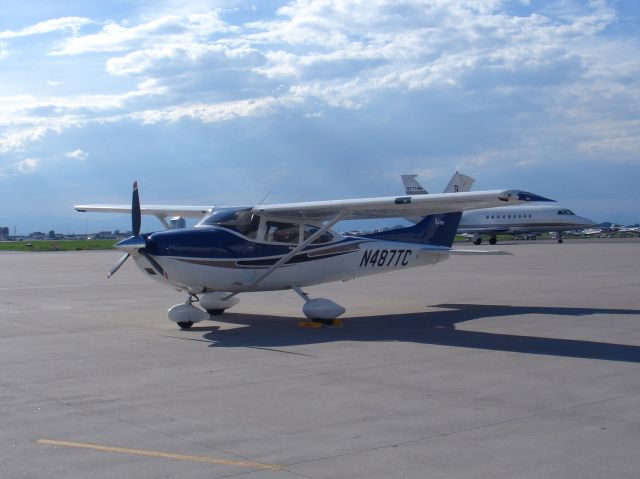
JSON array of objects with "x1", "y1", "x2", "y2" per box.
[{"x1": 364, "y1": 212, "x2": 462, "y2": 247}]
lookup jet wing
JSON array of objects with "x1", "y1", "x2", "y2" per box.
[
  {"x1": 255, "y1": 190, "x2": 553, "y2": 222},
  {"x1": 74, "y1": 204, "x2": 213, "y2": 218}
]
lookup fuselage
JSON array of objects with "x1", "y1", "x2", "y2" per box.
[
  {"x1": 459, "y1": 204, "x2": 595, "y2": 235},
  {"x1": 134, "y1": 227, "x2": 450, "y2": 294}
]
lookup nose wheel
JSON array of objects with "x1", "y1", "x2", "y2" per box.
[{"x1": 168, "y1": 293, "x2": 208, "y2": 329}]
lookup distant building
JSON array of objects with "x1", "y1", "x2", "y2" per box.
[
  {"x1": 94, "y1": 231, "x2": 118, "y2": 239},
  {"x1": 170, "y1": 217, "x2": 186, "y2": 229},
  {"x1": 0, "y1": 226, "x2": 8, "y2": 239},
  {"x1": 29, "y1": 232, "x2": 46, "y2": 240}
]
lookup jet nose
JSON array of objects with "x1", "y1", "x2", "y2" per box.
[{"x1": 579, "y1": 216, "x2": 597, "y2": 227}]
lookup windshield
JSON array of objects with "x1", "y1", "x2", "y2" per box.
[
  {"x1": 557, "y1": 209, "x2": 575, "y2": 216},
  {"x1": 197, "y1": 207, "x2": 260, "y2": 238}
]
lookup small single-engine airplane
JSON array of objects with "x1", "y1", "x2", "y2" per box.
[{"x1": 75, "y1": 182, "x2": 552, "y2": 329}]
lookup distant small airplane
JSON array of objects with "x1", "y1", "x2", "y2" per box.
[
  {"x1": 618, "y1": 226, "x2": 640, "y2": 236},
  {"x1": 581, "y1": 228, "x2": 604, "y2": 236},
  {"x1": 75, "y1": 181, "x2": 551, "y2": 328},
  {"x1": 401, "y1": 174, "x2": 595, "y2": 244}
]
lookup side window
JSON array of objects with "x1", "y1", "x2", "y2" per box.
[
  {"x1": 303, "y1": 225, "x2": 333, "y2": 244},
  {"x1": 264, "y1": 221, "x2": 300, "y2": 244},
  {"x1": 243, "y1": 214, "x2": 260, "y2": 239}
]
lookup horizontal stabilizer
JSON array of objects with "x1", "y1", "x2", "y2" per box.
[
  {"x1": 448, "y1": 249, "x2": 512, "y2": 255},
  {"x1": 74, "y1": 204, "x2": 213, "y2": 218}
]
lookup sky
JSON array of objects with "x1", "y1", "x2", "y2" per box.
[{"x1": 1, "y1": 0, "x2": 639, "y2": 234}]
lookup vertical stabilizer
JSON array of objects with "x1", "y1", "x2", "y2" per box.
[
  {"x1": 364, "y1": 212, "x2": 462, "y2": 247},
  {"x1": 443, "y1": 171, "x2": 475, "y2": 193},
  {"x1": 399, "y1": 171, "x2": 475, "y2": 229},
  {"x1": 401, "y1": 174, "x2": 428, "y2": 195}
]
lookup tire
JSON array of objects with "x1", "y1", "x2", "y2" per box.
[
  {"x1": 206, "y1": 309, "x2": 225, "y2": 316},
  {"x1": 177, "y1": 321, "x2": 193, "y2": 329},
  {"x1": 489, "y1": 236, "x2": 497, "y2": 245},
  {"x1": 558, "y1": 238, "x2": 563, "y2": 244},
  {"x1": 473, "y1": 238, "x2": 482, "y2": 245}
]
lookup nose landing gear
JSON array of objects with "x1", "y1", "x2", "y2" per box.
[{"x1": 168, "y1": 291, "x2": 240, "y2": 329}]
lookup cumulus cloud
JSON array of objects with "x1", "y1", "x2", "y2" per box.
[
  {"x1": 17, "y1": 158, "x2": 39, "y2": 173},
  {"x1": 134, "y1": 94, "x2": 302, "y2": 124},
  {"x1": 66, "y1": 149, "x2": 89, "y2": 160},
  {"x1": 0, "y1": 17, "x2": 92, "y2": 39},
  {"x1": 0, "y1": 127, "x2": 50, "y2": 154},
  {"x1": 106, "y1": 42, "x2": 263, "y2": 76},
  {"x1": 1, "y1": 0, "x2": 638, "y2": 169},
  {"x1": 52, "y1": 12, "x2": 233, "y2": 55}
]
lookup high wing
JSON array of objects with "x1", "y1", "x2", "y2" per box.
[
  {"x1": 254, "y1": 190, "x2": 553, "y2": 222},
  {"x1": 74, "y1": 204, "x2": 213, "y2": 219}
]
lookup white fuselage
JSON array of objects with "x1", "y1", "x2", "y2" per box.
[
  {"x1": 133, "y1": 238, "x2": 450, "y2": 294},
  {"x1": 459, "y1": 204, "x2": 595, "y2": 235}
]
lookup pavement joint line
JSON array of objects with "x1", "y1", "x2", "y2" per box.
[
  {"x1": 280, "y1": 391, "x2": 640, "y2": 469},
  {"x1": 36, "y1": 439, "x2": 281, "y2": 470},
  {"x1": 0, "y1": 382, "x2": 276, "y2": 471}
]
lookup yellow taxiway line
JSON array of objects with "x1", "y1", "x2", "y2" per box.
[{"x1": 36, "y1": 439, "x2": 280, "y2": 470}]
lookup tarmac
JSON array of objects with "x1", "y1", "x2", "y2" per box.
[{"x1": 1, "y1": 239, "x2": 639, "y2": 478}]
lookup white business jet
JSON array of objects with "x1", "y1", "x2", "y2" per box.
[
  {"x1": 402, "y1": 174, "x2": 595, "y2": 245},
  {"x1": 75, "y1": 182, "x2": 551, "y2": 328}
]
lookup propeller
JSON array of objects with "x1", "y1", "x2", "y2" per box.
[{"x1": 107, "y1": 181, "x2": 164, "y2": 279}]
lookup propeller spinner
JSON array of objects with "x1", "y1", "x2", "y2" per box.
[{"x1": 108, "y1": 181, "x2": 164, "y2": 278}]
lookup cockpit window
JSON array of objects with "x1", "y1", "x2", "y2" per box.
[
  {"x1": 303, "y1": 225, "x2": 333, "y2": 244},
  {"x1": 557, "y1": 209, "x2": 575, "y2": 216},
  {"x1": 264, "y1": 221, "x2": 300, "y2": 244},
  {"x1": 197, "y1": 207, "x2": 260, "y2": 239}
]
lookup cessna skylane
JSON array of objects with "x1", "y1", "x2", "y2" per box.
[{"x1": 75, "y1": 182, "x2": 552, "y2": 329}]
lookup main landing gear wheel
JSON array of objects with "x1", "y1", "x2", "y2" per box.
[
  {"x1": 489, "y1": 236, "x2": 497, "y2": 245},
  {"x1": 291, "y1": 285, "x2": 346, "y2": 326},
  {"x1": 177, "y1": 321, "x2": 193, "y2": 329},
  {"x1": 473, "y1": 238, "x2": 482, "y2": 245},
  {"x1": 206, "y1": 309, "x2": 225, "y2": 316}
]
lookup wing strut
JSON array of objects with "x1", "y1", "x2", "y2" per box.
[
  {"x1": 155, "y1": 215, "x2": 171, "y2": 229},
  {"x1": 223, "y1": 212, "x2": 347, "y2": 300}
]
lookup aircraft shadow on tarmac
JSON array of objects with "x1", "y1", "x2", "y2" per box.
[{"x1": 180, "y1": 304, "x2": 640, "y2": 363}]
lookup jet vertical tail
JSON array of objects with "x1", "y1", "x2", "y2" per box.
[
  {"x1": 443, "y1": 171, "x2": 475, "y2": 193},
  {"x1": 398, "y1": 171, "x2": 475, "y2": 233},
  {"x1": 401, "y1": 174, "x2": 428, "y2": 194}
]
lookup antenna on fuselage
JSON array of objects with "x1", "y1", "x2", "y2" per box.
[{"x1": 258, "y1": 189, "x2": 272, "y2": 205}]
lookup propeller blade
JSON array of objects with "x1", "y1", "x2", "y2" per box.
[
  {"x1": 140, "y1": 250, "x2": 165, "y2": 277},
  {"x1": 107, "y1": 253, "x2": 130, "y2": 279},
  {"x1": 132, "y1": 181, "x2": 141, "y2": 236}
]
